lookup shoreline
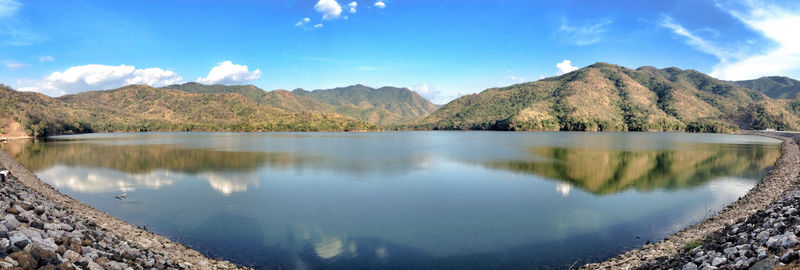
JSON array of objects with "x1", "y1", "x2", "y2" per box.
[
  {"x1": 0, "y1": 147, "x2": 247, "y2": 269},
  {"x1": 0, "y1": 131, "x2": 795, "y2": 269},
  {"x1": 582, "y1": 132, "x2": 800, "y2": 269}
]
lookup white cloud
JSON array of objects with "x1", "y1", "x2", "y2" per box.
[
  {"x1": 556, "y1": 59, "x2": 579, "y2": 75},
  {"x1": 663, "y1": 1, "x2": 800, "y2": 80},
  {"x1": 348, "y1": 1, "x2": 357, "y2": 13},
  {"x1": 374, "y1": 1, "x2": 386, "y2": 9},
  {"x1": 197, "y1": 61, "x2": 261, "y2": 85},
  {"x1": 295, "y1": 17, "x2": 311, "y2": 27},
  {"x1": 17, "y1": 64, "x2": 183, "y2": 96},
  {"x1": 409, "y1": 84, "x2": 438, "y2": 95},
  {"x1": 315, "y1": 0, "x2": 342, "y2": 20},
  {"x1": 314, "y1": 23, "x2": 323, "y2": 28},
  {"x1": 661, "y1": 16, "x2": 731, "y2": 61},
  {"x1": 558, "y1": 18, "x2": 612, "y2": 46},
  {"x1": 2, "y1": 60, "x2": 26, "y2": 69},
  {"x1": 0, "y1": 0, "x2": 20, "y2": 19},
  {"x1": 409, "y1": 84, "x2": 447, "y2": 104},
  {"x1": 505, "y1": 76, "x2": 525, "y2": 82},
  {"x1": 39, "y1": 55, "x2": 54, "y2": 62}
]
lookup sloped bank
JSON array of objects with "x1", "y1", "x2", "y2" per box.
[
  {"x1": 0, "y1": 149, "x2": 247, "y2": 269},
  {"x1": 582, "y1": 132, "x2": 800, "y2": 269}
]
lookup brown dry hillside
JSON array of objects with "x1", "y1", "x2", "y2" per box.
[
  {"x1": 0, "y1": 84, "x2": 375, "y2": 137},
  {"x1": 415, "y1": 62, "x2": 797, "y2": 132}
]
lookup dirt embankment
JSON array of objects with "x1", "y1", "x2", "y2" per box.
[{"x1": 0, "y1": 117, "x2": 31, "y2": 140}]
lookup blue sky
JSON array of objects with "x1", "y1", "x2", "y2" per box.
[{"x1": 1, "y1": 0, "x2": 799, "y2": 104}]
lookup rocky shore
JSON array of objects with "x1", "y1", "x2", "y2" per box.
[
  {"x1": 583, "y1": 132, "x2": 800, "y2": 270},
  {"x1": 646, "y1": 190, "x2": 800, "y2": 269},
  {"x1": 0, "y1": 149, "x2": 245, "y2": 269}
]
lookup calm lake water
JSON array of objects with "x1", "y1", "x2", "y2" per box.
[{"x1": 2, "y1": 132, "x2": 782, "y2": 269}]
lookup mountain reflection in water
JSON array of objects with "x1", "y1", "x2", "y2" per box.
[
  {"x1": 480, "y1": 144, "x2": 780, "y2": 195},
  {"x1": 4, "y1": 137, "x2": 781, "y2": 196}
]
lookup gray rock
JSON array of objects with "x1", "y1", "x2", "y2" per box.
[
  {"x1": 59, "y1": 223, "x2": 74, "y2": 232},
  {"x1": 694, "y1": 255, "x2": 706, "y2": 264},
  {"x1": 738, "y1": 248, "x2": 749, "y2": 258},
  {"x1": 757, "y1": 231, "x2": 771, "y2": 242},
  {"x1": 19, "y1": 210, "x2": 36, "y2": 222},
  {"x1": 733, "y1": 259, "x2": 748, "y2": 270},
  {"x1": 2, "y1": 215, "x2": 19, "y2": 231},
  {"x1": 780, "y1": 250, "x2": 797, "y2": 263},
  {"x1": 43, "y1": 223, "x2": 59, "y2": 231},
  {"x1": 17, "y1": 226, "x2": 42, "y2": 240},
  {"x1": 699, "y1": 262, "x2": 718, "y2": 270},
  {"x1": 750, "y1": 257, "x2": 778, "y2": 270},
  {"x1": 8, "y1": 231, "x2": 29, "y2": 247},
  {"x1": 87, "y1": 260, "x2": 104, "y2": 270},
  {"x1": 781, "y1": 234, "x2": 799, "y2": 248},
  {"x1": 682, "y1": 262, "x2": 698, "y2": 270},
  {"x1": 711, "y1": 256, "x2": 727, "y2": 267},
  {"x1": 30, "y1": 236, "x2": 57, "y2": 252},
  {"x1": 766, "y1": 235, "x2": 782, "y2": 249},
  {"x1": 63, "y1": 250, "x2": 80, "y2": 263},
  {"x1": 724, "y1": 247, "x2": 738, "y2": 259},
  {"x1": 103, "y1": 260, "x2": 130, "y2": 270},
  {"x1": 757, "y1": 247, "x2": 768, "y2": 260}
]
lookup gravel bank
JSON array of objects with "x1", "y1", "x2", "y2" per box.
[
  {"x1": 0, "y1": 148, "x2": 246, "y2": 269},
  {"x1": 583, "y1": 133, "x2": 800, "y2": 270}
]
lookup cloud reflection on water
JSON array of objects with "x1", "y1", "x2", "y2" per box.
[{"x1": 36, "y1": 166, "x2": 259, "y2": 195}]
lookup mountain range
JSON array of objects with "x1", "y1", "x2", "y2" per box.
[
  {"x1": 2, "y1": 62, "x2": 800, "y2": 137},
  {"x1": 414, "y1": 63, "x2": 800, "y2": 132}
]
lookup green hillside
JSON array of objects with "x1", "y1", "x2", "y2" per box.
[
  {"x1": 163, "y1": 82, "x2": 438, "y2": 125},
  {"x1": 734, "y1": 76, "x2": 800, "y2": 99},
  {"x1": 293, "y1": 84, "x2": 439, "y2": 125},
  {"x1": 414, "y1": 62, "x2": 798, "y2": 132}
]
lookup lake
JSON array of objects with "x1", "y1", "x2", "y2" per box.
[{"x1": 1, "y1": 132, "x2": 782, "y2": 269}]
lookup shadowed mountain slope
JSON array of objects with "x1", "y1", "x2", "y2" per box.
[{"x1": 734, "y1": 76, "x2": 800, "y2": 99}]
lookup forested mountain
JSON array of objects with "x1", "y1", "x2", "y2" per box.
[
  {"x1": 163, "y1": 83, "x2": 335, "y2": 113},
  {"x1": 293, "y1": 84, "x2": 439, "y2": 125},
  {"x1": 0, "y1": 84, "x2": 375, "y2": 137},
  {"x1": 734, "y1": 76, "x2": 800, "y2": 99},
  {"x1": 164, "y1": 83, "x2": 438, "y2": 125},
  {"x1": 414, "y1": 62, "x2": 800, "y2": 132}
]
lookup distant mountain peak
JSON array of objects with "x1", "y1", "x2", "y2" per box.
[{"x1": 734, "y1": 76, "x2": 800, "y2": 99}]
